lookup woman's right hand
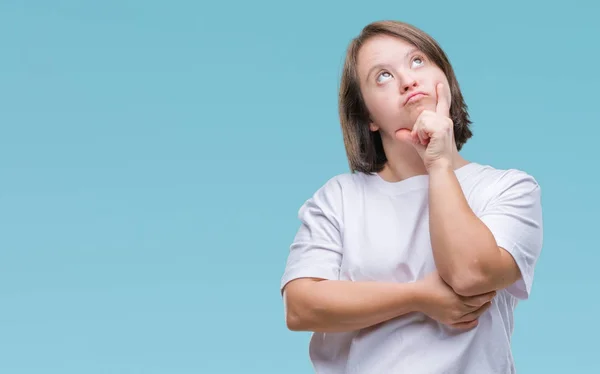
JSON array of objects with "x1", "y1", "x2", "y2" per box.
[{"x1": 416, "y1": 271, "x2": 496, "y2": 330}]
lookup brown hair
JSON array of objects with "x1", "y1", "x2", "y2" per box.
[{"x1": 339, "y1": 20, "x2": 473, "y2": 173}]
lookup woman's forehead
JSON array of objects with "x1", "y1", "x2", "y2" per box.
[{"x1": 357, "y1": 36, "x2": 421, "y2": 73}]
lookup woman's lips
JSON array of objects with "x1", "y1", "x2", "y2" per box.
[{"x1": 404, "y1": 92, "x2": 427, "y2": 105}]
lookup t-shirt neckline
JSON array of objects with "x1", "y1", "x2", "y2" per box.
[{"x1": 366, "y1": 162, "x2": 481, "y2": 195}]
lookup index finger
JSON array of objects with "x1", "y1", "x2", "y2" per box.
[{"x1": 435, "y1": 82, "x2": 451, "y2": 117}]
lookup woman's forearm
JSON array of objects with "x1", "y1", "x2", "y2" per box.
[
  {"x1": 283, "y1": 278, "x2": 421, "y2": 333},
  {"x1": 428, "y1": 165, "x2": 505, "y2": 295}
]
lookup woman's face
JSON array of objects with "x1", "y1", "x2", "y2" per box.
[{"x1": 357, "y1": 35, "x2": 451, "y2": 138}]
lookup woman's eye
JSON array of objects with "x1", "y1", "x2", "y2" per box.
[
  {"x1": 412, "y1": 57, "x2": 424, "y2": 68},
  {"x1": 376, "y1": 72, "x2": 392, "y2": 83}
]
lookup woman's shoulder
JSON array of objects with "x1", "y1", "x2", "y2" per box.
[
  {"x1": 299, "y1": 172, "x2": 370, "y2": 211},
  {"x1": 312, "y1": 171, "x2": 373, "y2": 197},
  {"x1": 461, "y1": 163, "x2": 542, "y2": 209},
  {"x1": 463, "y1": 162, "x2": 541, "y2": 190}
]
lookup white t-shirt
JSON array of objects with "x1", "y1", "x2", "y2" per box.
[{"x1": 280, "y1": 162, "x2": 543, "y2": 374}]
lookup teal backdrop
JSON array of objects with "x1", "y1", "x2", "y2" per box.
[{"x1": 1, "y1": 1, "x2": 598, "y2": 373}]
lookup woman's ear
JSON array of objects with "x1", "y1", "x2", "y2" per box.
[{"x1": 369, "y1": 120, "x2": 379, "y2": 132}]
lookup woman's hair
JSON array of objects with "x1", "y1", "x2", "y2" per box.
[{"x1": 339, "y1": 20, "x2": 473, "y2": 173}]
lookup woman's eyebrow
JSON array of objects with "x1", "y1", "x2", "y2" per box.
[{"x1": 404, "y1": 47, "x2": 421, "y2": 59}]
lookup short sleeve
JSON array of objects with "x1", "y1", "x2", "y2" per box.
[
  {"x1": 280, "y1": 177, "x2": 344, "y2": 294},
  {"x1": 478, "y1": 170, "x2": 543, "y2": 300}
]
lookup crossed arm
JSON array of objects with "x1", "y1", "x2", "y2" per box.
[{"x1": 282, "y1": 167, "x2": 542, "y2": 332}]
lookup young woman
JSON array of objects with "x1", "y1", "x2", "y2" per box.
[{"x1": 280, "y1": 20, "x2": 543, "y2": 373}]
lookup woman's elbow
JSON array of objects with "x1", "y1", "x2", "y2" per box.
[
  {"x1": 443, "y1": 268, "x2": 491, "y2": 297},
  {"x1": 285, "y1": 299, "x2": 324, "y2": 331},
  {"x1": 283, "y1": 281, "x2": 320, "y2": 331},
  {"x1": 285, "y1": 307, "x2": 308, "y2": 331},
  {"x1": 444, "y1": 252, "x2": 522, "y2": 297},
  {"x1": 451, "y1": 279, "x2": 489, "y2": 297}
]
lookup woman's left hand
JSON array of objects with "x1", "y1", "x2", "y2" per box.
[{"x1": 396, "y1": 83, "x2": 456, "y2": 172}]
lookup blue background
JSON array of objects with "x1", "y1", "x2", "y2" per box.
[{"x1": 1, "y1": 1, "x2": 598, "y2": 373}]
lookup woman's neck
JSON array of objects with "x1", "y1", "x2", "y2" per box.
[{"x1": 378, "y1": 142, "x2": 469, "y2": 183}]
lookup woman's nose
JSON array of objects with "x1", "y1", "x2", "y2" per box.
[{"x1": 398, "y1": 72, "x2": 418, "y2": 93}]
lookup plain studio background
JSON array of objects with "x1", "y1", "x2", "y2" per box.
[{"x1": 1, "y1": 1, "x2": 598, "y2": 373}]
